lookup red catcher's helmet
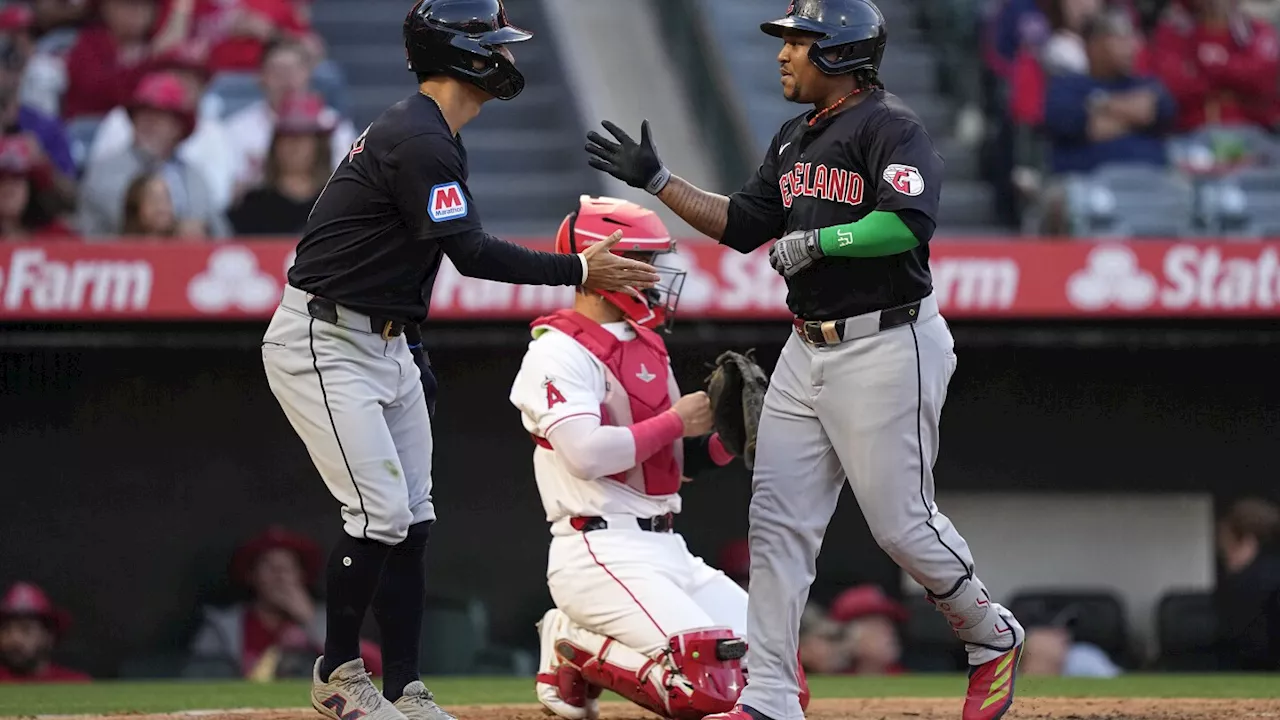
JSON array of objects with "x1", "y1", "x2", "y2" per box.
[{"x1": 555, "y1": 195, "x2": 687, "y2": 332}]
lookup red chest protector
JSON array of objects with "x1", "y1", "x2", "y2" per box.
[{"x1": 533, "y1": 309, "x2": 681, "y2": 496}]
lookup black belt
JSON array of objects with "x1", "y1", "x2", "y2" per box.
[
  {"x1": 306, "y1": 296, "x2": 406, "y2": 340},
  {"x1": 571, "y1": 513, "x2": 675, "y2": 533},
  {"x1": 793, "y1": 300, "x2": 922, "y2": 347}
]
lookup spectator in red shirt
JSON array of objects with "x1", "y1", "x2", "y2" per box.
[
  {"x1": 61, "y1": 0, "x2": 188, "y2": 120},
  {"x1": 829, "y1": 584, "x2": 909, "y2": 675},
  {"x1": 0, "y1": 134, "x2": 74, "y2": 239},
  {"x1": 184, "y1": 527, "x2": 383, "y2": 679},
  {"x1": 155, "y1": 0, "x2": 314, "y2": 74},
  {"x1": 1150, "y1": 0, "x2": 1280, "y2": 132},
  {"x1": 0, "y1": 582, "x2": 90, "y2": 683}
]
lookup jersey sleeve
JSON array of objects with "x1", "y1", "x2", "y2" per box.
[
  {"x1": 724, "y1": 130, "x2": 788, "y2": 251},
  {"x1": 388, "y1": 132, "x2": 484, "y2": 241},
  {"x1": 509, "y1": 333, "x2": 603, "y2": 437},
  {"x1": 864, "y1": 118, "x2": 944, "y2": 222}
]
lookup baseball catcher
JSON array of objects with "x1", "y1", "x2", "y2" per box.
[{"x1": 509, "y1": 196, "x2": 809, "y2": 720}]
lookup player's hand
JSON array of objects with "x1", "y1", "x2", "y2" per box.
[
  {"x1": 672, "y1": 391, "x2": 714, "y2": 437},
  {"x1": 769, "y1": 229, "x2": 824, "y2": 279},
  {"x1": 585, "y1": 120, "x2": 671, "y2": 195},
  {"x1": 581, "y1": 230, "x2": 661, "y2": 293}
]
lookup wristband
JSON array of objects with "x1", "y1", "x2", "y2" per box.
[
  {"x1": 646, "y1": 166, "x2": 671, "y2": 195},
  {"x1": 576, "y1": 253, "x2": 588, "y2": 285}
]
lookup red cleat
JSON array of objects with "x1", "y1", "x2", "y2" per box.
[
  {"x1": 703, "y1": 705, "x2": 772, "y2": 720},
  {"x1": 963, "y1": 643, "x2": 1024, "y2": 720}
]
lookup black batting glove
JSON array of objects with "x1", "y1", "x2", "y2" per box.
[
  {"x1": 585, "y1": 119, "x2": 671, "y2": 195},
  {"x1": 406, "y1": 325, "x2": 437, "y2": 420},
  {"x1": 769, "y1": 230, "x2": 825, "y2": 279}
]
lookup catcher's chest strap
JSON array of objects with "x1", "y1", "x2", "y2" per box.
[{"x1": 794, "y1": 294, "x2": 937, "y2": 347}]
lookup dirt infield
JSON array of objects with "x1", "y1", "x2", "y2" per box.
[{"x1": 36, "y1": 697, "x2": 1280, "y2": 720}]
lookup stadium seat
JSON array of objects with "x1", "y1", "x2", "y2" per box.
[
  {"x1": 1064, "y1": 164, "x2": 1198, "y2": 238},
  {"x1": 1008, "y1": 589, "x2": 1129, "y2": 662},
  {"x1": 310, "y1": 59, "x2": 350, "y2": 117},
  {"x1": 899, "y1": 594, "x2": 966, "y2": 671},
  {"x1": 64, "y1": 115, "x2": 103, "y2": 171},
  {"x1": 1201, "y1": 166, "x2": 1280, "y2": 238},
  {"x1": 207, "y1": 72, "x2": 264, "y2": 118},
  {"x1": 418, "y1": 595, "x2": 532, "y2": 675},
  {"x1": 1155, "y1": 591, "x2": 1218, "y2": 671}
]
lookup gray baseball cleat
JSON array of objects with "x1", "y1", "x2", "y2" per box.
[
  {"x1": 311, "y1": 657, "x2": 408, "y2": 720},
  {"x1": 394, "y1": 681, "x2": 457, "y2": 720}
]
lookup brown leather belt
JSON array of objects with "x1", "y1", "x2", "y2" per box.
[{"x1": 793, "y1": 300, "x2": 922, "y2": 347}]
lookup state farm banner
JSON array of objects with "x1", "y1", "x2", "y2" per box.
[{"x1": 0, "y1": 238, "x2": 1277, "y2": 320}]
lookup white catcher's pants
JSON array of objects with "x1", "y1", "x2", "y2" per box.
[{"x1": 263, "y1": 285, "x2": 435, "y2": 545}]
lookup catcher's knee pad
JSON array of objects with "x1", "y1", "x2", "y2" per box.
[{"x1": 663, "y1": 627, "x2": 747, "y2": 720}]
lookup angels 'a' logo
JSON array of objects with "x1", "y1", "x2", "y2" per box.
[
  {"x1": 543, "y1": 378, "x2": 566, "y2": 408},
  {"x1": 883, "y1": 163, "x2": 925, "y2": 197}
]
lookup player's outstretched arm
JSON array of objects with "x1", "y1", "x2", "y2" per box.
[
  {"x1": 438, "y1": 229, "x2": 660, "y2": 292},
  {"x1": 584, "y1": 120, "x2": 730, "y2": 241}
]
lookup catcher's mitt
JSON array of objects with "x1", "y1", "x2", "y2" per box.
[{"x1": 704, "y1": 349, "x2": 769, "y2": 470}]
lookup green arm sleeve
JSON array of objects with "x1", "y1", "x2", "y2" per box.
[{"x1": 816, "y1": 211, "x2": 920, "y2": 258}]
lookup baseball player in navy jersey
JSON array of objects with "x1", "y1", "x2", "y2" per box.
[
  {"x1": 585, "y1": 1, "x2": 1025, "y2": 719},
  {"x1": 261, "y1": 2, "x2": 659, "y2": 719}
]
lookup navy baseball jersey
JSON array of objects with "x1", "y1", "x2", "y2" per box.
[
  {"x1": 287, "y1": 93, "x2": 579, "y2": 322},
  {"x1": 728, "y1": 89, "x2": 944, "y2": 320}
]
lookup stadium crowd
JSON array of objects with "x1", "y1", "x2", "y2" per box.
[
  {"x1": 2, "y1": 498, "x2": 1277, "y2": 683},
  {"x1": 979, "y1": 0, "x2": 1280, "y2": 233},
  {"x1": 0, "y1": 0, "x2": 353, "y2": 241}
]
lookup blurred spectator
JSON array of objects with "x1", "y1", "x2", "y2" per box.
[
  {"x1": 121, "y1": 171, "x2": 183, "y2": 236},
  {"x1": 185, "y1": 527, "x2": 383, "y2": 679},
  {"x1": 228, "y1": 91, "x2": 331, "y2": 235},
  {"x1": 88, "y1": 44, "x2": 238, "y2": 212},
  {"x1": 1019, "y1": 609, "x2": 1122, "y2": 676},
  {"x1": 0, "y1": 3, "x2": 63, "y2": 118},
  {"x1": 798, "y1": 603, "x2": 849, "y2": 674},
  {"x1": 1215, "y1": 497, "x2": 1280, "y2": 670},
  {"x1": 0, "y1": 30, "x2": 75, "y2": 207},
  {"x1": 78, "y1": 71, "x2": 227, "y2": 236},
  {"x1": 1150, "y1": 0, "x2": 1280, "y2": 132},
  {"x1": 0, "y1": 582, "x2": 90, "y2": 683},
  {"x1": 1042, "y1": 0, "x2": 1104, "y2": 73},
  {"x1": 153, "y1": 0, "x2": 317, "y2": 74},
  {"x1": 717, "y1": 538, "x2": 750, "y2": 591},
  {"x1": 990, "y1": 0, "x2": 1054, "y2": 79},
  {"x1": 28, "y1": 0, "x2": 89, "y2": 38},
  {"x1": 225, "y1": 38, "x2": 354, "y2": 195},
  {"x1": 0, "y1": 134, "x2": 74, "y2": 238},
  {"x1": 1044, "y1": 11, "x2": 1176, "y2": 175},
  {"x1": 828, "y1": 585, "x2": 907, "y2": 675},
  {"x1": 61, "y1": 0, "x2": 189, "y2": 120}
]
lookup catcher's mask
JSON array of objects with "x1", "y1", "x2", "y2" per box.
[{"x1": 556, "y1": 195, "x2": 686, "y2": 333}]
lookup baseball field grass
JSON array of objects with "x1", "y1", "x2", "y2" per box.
[{"x1": 2, "y1": 674, "x2": 1279, "y2": 720}]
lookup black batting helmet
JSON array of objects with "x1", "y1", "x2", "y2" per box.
[
  {"x1": 403, "y1": 0, "x2": 532, "y2": 101},
  {"x1": 761, "y1": 0, "x2": 888, "y2": 76}
]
